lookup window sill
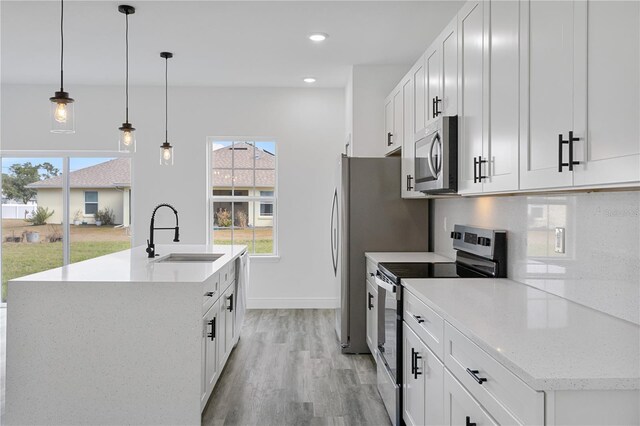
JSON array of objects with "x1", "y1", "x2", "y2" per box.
[{"x1": 249, "y1": 255, "x2": 280, "y2": 263}]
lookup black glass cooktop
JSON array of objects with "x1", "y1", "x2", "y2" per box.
[{"x1": 377, "y1": 262, "x2": 486, "y2": 284}]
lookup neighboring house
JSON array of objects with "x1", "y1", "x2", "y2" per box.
[
  {"x1": 212, "y1": 142, "x2": 275, "y2": 228},
  {"x1": 27, "y1": 158, "x2": 131, "y2": 225}
]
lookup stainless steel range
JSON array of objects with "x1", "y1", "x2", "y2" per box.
[{"x1": 373, "y1": 225, "x2": 507, "y2": 426}]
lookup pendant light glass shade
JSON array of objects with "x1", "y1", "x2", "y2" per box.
[
  {"x1": 50, "y1": 92, "x2": 75, "y2": 133},
  {"x1": 160, "y1": 142, "x2": 174, "y2": 166},
  {"x1": 160, "y1": 51, "x2": 174, "y2": 166},
  {"x1": 50, "y1": 0, "x2": 75, "y2": 134},
  {"x1": 118, "y1": 5, "x2": 136, "y2": 152}
]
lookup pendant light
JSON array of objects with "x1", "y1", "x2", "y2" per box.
[
  {"x1": 159, "y1": 52, "x2": 174, "y2": 166},
  {"x1": 118, "y1": 5, "x2": 136, "y2": 152},
  {"x1": 49, "y1": 0, "x2": 75, "y2": 133}
]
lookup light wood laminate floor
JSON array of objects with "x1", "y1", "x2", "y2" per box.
[{"x1": 202, "y1": 309, "x2": 392, "y2": 426}]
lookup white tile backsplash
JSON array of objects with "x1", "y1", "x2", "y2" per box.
[{"x1": 433, "y1": 191, "x2": 640, "y2": 324}]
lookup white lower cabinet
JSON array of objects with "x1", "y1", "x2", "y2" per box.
[
  {"x1": 224, "y1": 284, "x2": 236, "y2": 360},
  {"x1": 403, "y1": 322, "x2": 444, "y2": 426},
  {"x1": 444, "y1": 369, "x2": 497, "y2": 426},
  {"x1": 201, "y1": 299, "x2": 220, "y2": 410},
  {"x1": 366, "y1": 279, "x2": 378, "y2": 355}
]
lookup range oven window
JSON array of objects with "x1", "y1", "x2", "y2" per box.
[{"x1": 377, "y1": 283, "x2": 399, "y2": 380}]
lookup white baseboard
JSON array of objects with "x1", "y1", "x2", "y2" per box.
[{"x1": 247, "y1": 297, "x2": 337, "y2": 309}]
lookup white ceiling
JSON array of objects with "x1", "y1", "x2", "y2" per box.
[{"x1": 1, "y1": 1, "x2": 463, "y2": 88}]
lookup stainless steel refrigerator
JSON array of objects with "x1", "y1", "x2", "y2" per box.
[{"x1": 331, "y1": 155, "x2": 429, "y2": 354}]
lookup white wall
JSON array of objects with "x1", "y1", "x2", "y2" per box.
[
  {"x1": 1, "y1": 84, "x2": 345, "y2": 308},
  {"x1": 347, "y1": 64, "x2": 409, "y2": 157},
  {"x1": 432, "y1": 192, "x2": 640, "y2": 325}
]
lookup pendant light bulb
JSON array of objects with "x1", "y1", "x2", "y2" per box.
[
  {"x1": 159, "y1": 51, "x2": 175, "y2": 166},
  {"x1": 50, "y1": 0, "x2": 75, "y2": 133},
  {"x1": 118, "y1": 5, "x2": 136, "y2": 152},
  {"x1": 54, "y1": 102, "x2": 67, "y2": 123}
]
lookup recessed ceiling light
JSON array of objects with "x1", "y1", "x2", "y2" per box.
[
  {"x1": 303, "y1": 77, "x2": 317, "y2": 83},
  {"x1": 309, "y1": 33, "x2": 328, "y2": 42}
]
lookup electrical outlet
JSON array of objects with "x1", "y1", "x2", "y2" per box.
[{"x1": 555, "y1": 227, "x2": 565, "y2": 254}]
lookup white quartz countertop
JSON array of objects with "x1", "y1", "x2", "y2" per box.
[
  {"x1": 403, "y1": 278, "x2": 640, "y2": 391},
  {"x1": 10, "y1": 244, "x2": 247, "y2": 284},
  {"x1": 365, "y1": 252, "x2": 452, "y2": 264}
]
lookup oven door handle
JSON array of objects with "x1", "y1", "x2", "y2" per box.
[{"x1": 374, "y1": 275, "x2": 397, "y2": 293}]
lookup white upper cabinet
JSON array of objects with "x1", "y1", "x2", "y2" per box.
[
  {"x1": 384, "y1": 83, "x2": 403, "y2": 156},
  {"x1": 483, "y1": 0, "x2": 520, "y2": 193},
  {"x1": 413, "y1": 54, "x2": 427, "y2": 136},
  {"x1": 573, "y1": 0, "x2": 640, "y2": 186},
  {"x1": 520, "y1": 0, "x2": 576, "y2": 190},
  {"x1": 457, "y1": 0, "x2": 486, "y2": 194},
  {"x1": 441, "y1": 18, "x2": 458, "y2": 118},
  {"x1": 426, "y1": 45, "x2": 442, "y2": 126}
]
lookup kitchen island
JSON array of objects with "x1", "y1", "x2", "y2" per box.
[{"x1": 5, "y1": 244, "x2": 247, "y2": 425}]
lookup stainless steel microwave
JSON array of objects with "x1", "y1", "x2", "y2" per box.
[{"x1": 414, "y1": 116, "x2": 458, "y2": 194}]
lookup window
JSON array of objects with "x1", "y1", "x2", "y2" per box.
[
  {"x1": 259, "y1": 191, "x2": 274, "y2": 216},
  {"x1": 209, "y1": 140, "x2": 277, "y2": 256},
  {"x1": 84, "y1": 191, "x2": 98, "y2": 215}
]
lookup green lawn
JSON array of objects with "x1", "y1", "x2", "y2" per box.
[
  {"x1": 213, "y1": 239, "x2": 273, "y2": 254},
  {"x1": 2, "y1": 241, "x2": 131, "y2": 302}
]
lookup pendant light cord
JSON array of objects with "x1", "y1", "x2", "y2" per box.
[
  {"x1": 165, "y1": 57, "x2": 168, "y2": 143},
  {"x1": 125, "y1": 12, "x2": 129, "y2": 123},
  {"x1": 60, "y1": 0, "x2": 64, "y2": 91}
]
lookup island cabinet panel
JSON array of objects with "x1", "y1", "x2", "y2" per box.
[
  {"x1": 224, "y1": 284, "x2": 236, "y2": 360},
  {"x1": 202, "y1": 299, "x2": 220, "y2": 410}
]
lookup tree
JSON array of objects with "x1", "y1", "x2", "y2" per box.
[{"x1": 2, "y1": 162, "x2": 60, "y2": 204}]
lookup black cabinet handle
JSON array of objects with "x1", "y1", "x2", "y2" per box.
[
  {"x1": 368, "y1": 292, "x2": 374, "y2": 310},
  {"x1": 205, "y1": 291, "x2": 214, "y2": 297},
  {"x1": 558, "y1": 133, "x2": 570, "y2": 172},
  {"x1": 413, "y1": 350, "x2": 422, "y2": 379},
  {"x1": 432, "y1": 98, "x2": 436, "y2": 119},
  {"x1": 477, "y1": 156, "x2": 487, "y2": 182},
  {"x1": 227, "y1": 294, "x2": 234, "y2": 312},
  {"x1": 387, "y1": 132, "x2": 393, "y2": 146},
  {"x1": 413, "y1": 314, "x2": 425, "y2": 324},
  {"x1": 466, "y1": 416, "x2": 476, "y2": 426},
  {"x1": 466, "y1": 368, "x2": 487, "y2": 385},
  {"x1": 207, "y1": 317, "x2": 216, "y2": 341},
  {"x1": 406, "y1": 174, "x2": 414, "y2": 191},
  {"x1": 410, "y1": 348, "x2": 416, "y2": 375},
  {"x1": 568, "y1": 131, "x2": 580, "y2": 171},
  {"x1": 473, "y1": 157, "x2": 478, "y2": 183},
  {"x1": 434, "y1": 96, "x2": 442, "y2": 117}
]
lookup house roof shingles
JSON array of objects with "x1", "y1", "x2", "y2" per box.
[
  {"x1": 27, "y1": 158, "x2": 131, "y2": 189},
  {"x1": 212, "y1": 142, "x2": 275, "y2": 188}
]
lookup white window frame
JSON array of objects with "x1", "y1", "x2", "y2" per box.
[
  {"x1": 206, "y1": 138, "x2": 278, "y2": 258},
  {"x1": 259, "y1": 191, "x2": 274, "y2": 217},
  {"x1": 84, "y1": 190, "x2": 99, "y2": 216},
  {"x1": 0, "y1": 150, "x2": 133, "y2": 306}
]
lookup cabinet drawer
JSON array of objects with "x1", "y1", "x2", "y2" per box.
[
  {"x1": 404, "y1": 290, "x2": 444, "y2": 361},
  {"x1": 229, "y1": 259, "x2": 236, "y2": 282},
  {"x1": 444, "y1": 369, "x2": 498, "y2": 426},
  {"x1": 366, "y1": 259, "x2": 377, "y2": 284},
  {"x1": 444, "y1": 323, "x2": 544, "y2": 425},
  {"x1": 202, "y1": 272, "x2": 220, "y2": 314}
]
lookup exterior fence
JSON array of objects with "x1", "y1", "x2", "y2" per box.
[{"x1": 1, "y1": 204, "x2": 37, "y2": 220}]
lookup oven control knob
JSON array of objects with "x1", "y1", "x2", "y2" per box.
[
  {"x1": 478, "y1": 237, "x2": 491, "y2": 246},
  {"x1": 450, "y1": 231, "x2": 462, "y2": 240}
]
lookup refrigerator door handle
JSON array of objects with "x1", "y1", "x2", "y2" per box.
[{"x1": 331, "y1": 189, "x2": 338, "y2": 276}]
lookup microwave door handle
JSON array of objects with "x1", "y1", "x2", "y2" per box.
[{"x1": 427, "y1": 134, "x2": 440, "y2": 178}]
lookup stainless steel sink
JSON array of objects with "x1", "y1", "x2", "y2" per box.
[{"x1": 154, "y1": 253, "x2": 224, "y2": 263}]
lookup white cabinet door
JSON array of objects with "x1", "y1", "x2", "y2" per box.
[
  {"x1": 224, "y1": 285, "x2": 235, "y2": 358},
  {"x1": 217, "y1": 292, "x2": 227, "y2": 371},
  {"x1": 426, "y1": 45, "x2": 442, "y2": 126},
  {"x1": 444, "y1": 369, "x2": 498, "y2": 426},
  {"x1": 483, "y1": 0, "x2": 520, "y2": 193},
  {"x1": 441, "y1": 17, "x2": 458, "y2": 118},
  {"x1": 457, "y1": 0, "x2": 486, "y2": 194},
  {"x1": 414, "y1": 55, "x2": 427, "y2": 135},
  {"x1": 385, "y1": 95, "x2": 394, "y2": 153},
  {"x1": 519, "y1": 0, "x2": 575, "y2": 190},
  {"x1": 403, "y1": 323, "x2": 444, "y2": 426},
  {"x1": 392, "y1": 87, "x2": 403, "y2": 154},
  {"x1": 573, "y1": 0, "x2": 640, "y2": 186},
  {"x1": 366, "y1": 280, "x2": 378, "y2": 355},
  {"x1": 205, "y1": 301, "x2": 219, "y2": 393},
  {"x1": 401, "y1": 73, "x2": 427, "y2": 199}
]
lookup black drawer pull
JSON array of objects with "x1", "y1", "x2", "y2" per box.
[
  {"x1": 413, "y1": 350, "x2": 422, "y2": 379},
  {"x1": 207, "y1": 317, "x2": 216, "y2": 341},
  {"x1": 466, "y1": 416, "x2": 476, "y2": 426},
  {"x1": 227, "y1": 294, "x2": 234, "y2": 312},
  {"x1": 466, "y1": 368, "x2": 487, "y2": 385},
  {"x1": 205, "y1": 291, "x2": 214, "y2": 297},
  {"x1": 413, "y1": 314, "x2": 425, "y2": 324}
]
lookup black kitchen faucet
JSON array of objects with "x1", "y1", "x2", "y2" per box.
[{"x1": 146, "y1": 203, "x2": 180, "y2": 258}]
